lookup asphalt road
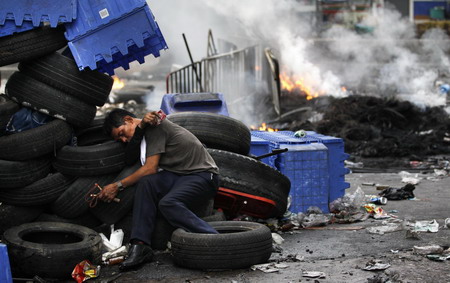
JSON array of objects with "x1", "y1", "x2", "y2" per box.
[{"x1": 94, "y1": 171, "x2": 450, "y2": 283}]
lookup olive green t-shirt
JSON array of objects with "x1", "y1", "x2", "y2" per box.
[{"x1": 144, "y1": 119, "x2": 219, "y2": 175}]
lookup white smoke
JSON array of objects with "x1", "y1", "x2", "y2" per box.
[{"x1": 147, "y1": 0, "x2": 449, "y2": 110}]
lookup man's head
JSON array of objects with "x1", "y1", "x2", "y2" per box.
[{"x1": 103, "y1": 108, "x2": 138, "y2": 143}]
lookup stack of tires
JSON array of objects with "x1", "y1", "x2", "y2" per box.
[
  {"x1": 167, "y1": 111, "x2": 291, "y2": 270},
  {"x1": 0, "y1": 27, "x2": 118, "y2": 238}
]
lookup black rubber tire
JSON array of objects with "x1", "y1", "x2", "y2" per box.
[
  {"x1": 0, "y1": 94, "x2": 20, "y2": 130},
  {"x1": 0, "y1": 173, "x2": 75, "y2": 206},
  {"x1": 208, "y1": 149, "x2": 291, "y2": 218},
  {"x1": 35, "y1": 212, "x2": 102, "y2": 230},
  {"x1": 18, "y1": 52, "x2": 113, "y2": 106},
  {"x1": 53, "y1": 141, "x2": 126, "y2": 176},
  {"x1": 89, "y1": 163, "x2": 141, "y2": 224},
  {"x1": 0, "y1": 119, "x2": 73, "y2": 161},
  {"x1": 167, "y1": 111, "x2": 251, "y2": 155},
  {"x1": 5, "y1": 71, "x2": 96, "y2": 128},
  {"x1": 75, "y1": 116, "x2": 110, "y2": 146},
  {"x1": 3, "y1": 222, "x2": 102, "y2": 279},
  {"x1": 0, "y1": 26, "x2": 67, "y2": 67},
  {"x1": 151, "y1": 199, "x2": 214, "y2": 251},
  {"x1": 171, "y1": 221, "x2": 273, "y2": 270},
  {"x1": 0, "y1": 158, "x2": 51, "y2": 189},
  {"x1": 0, "y1": 203, "x2": 43, "y2": 234},
  {"x1": 51, "y1": 174, "x2": 116, "y2": 219}
]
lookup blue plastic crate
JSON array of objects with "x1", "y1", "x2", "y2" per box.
[
  {"x1": 66, "y1": 4, "x2": 168, "y2": 75},
  {"x1": 0, "y1": 20, "x2": 35, "y2": 37},
  {"x1": 250, "y1": 131, "x2": 330, "y2": 213},
  {"x1": 249, "y1": 135, "x2": 278, "y2": 168},
  {"x1": 0, "y1": 0, "x2": 76, "y2": 28},
  {"x1": 160, "y1": 93, "x2": 229, "y2": 116},
  {"x1": 278, "y1": 143, "x2": 330, "y2": 213},
  {"x1": 64, "y1": 0, "x2": 146, "y2": 41},
  {"x1": 0, "y1": 244, "x2": 12, "y2": 283},
  {"x1": 277, "y1": 131, "x2": 350, "y2": 203}
]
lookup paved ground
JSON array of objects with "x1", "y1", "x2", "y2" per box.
[{"x1": 93, "y1": 170, "x2": 450, "y2": 283}]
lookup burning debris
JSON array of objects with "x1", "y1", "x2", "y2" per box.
[{"x1": 272, "y1": 93, "x2": 450, "y2": 166}]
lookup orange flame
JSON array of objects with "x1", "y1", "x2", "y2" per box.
[
  {"x1": 280, "y1": 72, "x2": 321, "y2": 100},
  {"x1": 112, "y1": 75, "x2": 125, "y2": 90},
  {"x1": 251, "y1": 123, "x2": 278, "y2": 132}
]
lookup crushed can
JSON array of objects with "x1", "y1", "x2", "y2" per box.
[{"x1": 369, "y1": 196, "x2": 387, "y2": 205}]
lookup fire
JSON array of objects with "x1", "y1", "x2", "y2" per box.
[
  {"x1": 112, "y1": 76, "x2": 125, "y2": 90},
  {"x1": 251, "y1": 123, "x2": 278, "y2": 132},
  {"x1": 280, "y1": 72, "x2": 321, "y2": 100}
]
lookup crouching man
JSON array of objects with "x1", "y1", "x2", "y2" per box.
[{"x1": 98, "y1": 109, "x2": 219, "y2": 271}]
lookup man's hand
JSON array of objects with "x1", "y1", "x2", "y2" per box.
[
  {"x1": 139, "y1": 111, "x2": 160, "y2": 128},
  {"x1": 98, "y1": 183, "x2": 119, "y2": 203}
]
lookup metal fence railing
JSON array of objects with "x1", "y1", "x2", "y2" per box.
[{"x1": 166, "y1": 43, "x2": 281, "y2": 121}]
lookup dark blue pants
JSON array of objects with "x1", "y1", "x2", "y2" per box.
[{"x1": 130, "y1": 170, "x2": 219, "y2": 245}]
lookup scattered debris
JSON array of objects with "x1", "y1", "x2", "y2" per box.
[
  {"x1": 363, "y1": 260, "x2": 391, "y2": 271},
  {"x1": 405, "y1": 229, "x2": 422, "y2": 240},
  {"x1": 271, "y1": 233, "x2": 285, "y2": 245},
  {"x1": 367, "y1": 223, "x2": 402, "y2": 235},
  {"x1": 445, "y1": 218, "x2": 450, "y2": 229},
  {"x1": 251, "y1": 262, "x2": 288, "y2": 273},
  {"x1": 378, "y1": 184, "x2": 415, "y2": 200},
  {"x1": 426, "y1": 254, "x2": 450, "y2": 261},
  {"x1": 302, "y1": 271, "x2": 326, "y2": 278},
  {"x1": 413, "y1": 245, "x2": 444, "y2": 255},
  {"x1": 71, "y1": 260, "x2": 101, "y2": 283},
  {"x1": 414, "y1": 220, "x2": 439, "y2": 233}
]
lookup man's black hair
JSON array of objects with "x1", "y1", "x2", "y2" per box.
[{"x1": 103, "y1": 108, "x2": 136, "y2": 136}]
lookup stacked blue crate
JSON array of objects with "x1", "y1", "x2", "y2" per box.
[
  {"x1": 249, "y1": 135, "x2": 278, "y2": 169},
  {"x1": 64, "y1": 0, "x2": 168, "y2": 75},
  {"x1": 277, "y1": 131, "x2": 350, "y2": 203},
  {"x1": 0, "y1": 0, "x2": 77, "y2": 37},
  {"x1": 251, "y1": 131, "x2": 330, "y2": 213}
]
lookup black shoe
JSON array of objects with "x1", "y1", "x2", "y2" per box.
[{"x1": 119, "y1": 244, "x2": 154, "y2": 271}]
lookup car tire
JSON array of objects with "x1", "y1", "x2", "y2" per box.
[
  {"x1": 0, "y1": 203, "x2": 43, "y2": 234},
  {"x1": 51, "y1": 174, "x2": 116, "y2": 219},
  {"x1": 18, "y1": 52, "x2": 113, "y2": 106},
  {"x1": 53, "y1": 141, "x2": 125, "y2": 176},
  {"x1": 3, "y1": 222, "x2": 102, "y2": 279},
  {"x1": 0, "y1": 173, "x2": 75, "y2": 206},
  {"x1": 89, "y1": 163, "x2": 141, "y2": 224},
  {"x1": 207, "y1": 149, "x2": 291, "y2": 217},
  {"x1": 0, "y1": 158, "x2": 51, "y2": 189},
  {"x1": 0, "y1": 26, "x2": 67, "y2": 67},
  {"x1": 171, "y1": 221, "x2": 272, "y2": 270},
  {"x1": 0, "y1": 94, "x2": 20, "y2": 130},
  {"x1": 0, "y1": 119, "x2": 73, "y2": 161},
  {"x1": 5, "y1": 71, "x2": 96, "y2": 128},
  {"x1": 167, "y1": 111, "x2": 251, "y2": 155}
]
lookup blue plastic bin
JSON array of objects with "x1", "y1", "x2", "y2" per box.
[
  {"x1": 249, "y1": 135, "x2": 278, "y2": 168},
  {"x1": 251, "y1": 131, "x2": 330, "y2": 213},
  {"x1": 277, "y1": 131, "x2": 350, "y2": 203},
  {"x1": 0, "y1": 0, "x2": 76, "y2": 28},
  {"x1": 160, "y1": 93, "x2": 230, "y2": 116},
  {"x1": 0, "y1": 244, "x2": 12, "y2": 283},
  {"x1": 66, "y1": 3, "x2": 167, "y2": 75},
  {"x1": 64, "y1": 0, "x2": 146, "y2": 41},
  {"x1": 0, "y1": 20, "x2": 35, "y2": 38}
]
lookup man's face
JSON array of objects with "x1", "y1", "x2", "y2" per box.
[{"x1": 111, "y1": 116, "x2": 136, "y2": 143}]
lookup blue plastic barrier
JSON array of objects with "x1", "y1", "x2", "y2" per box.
[
  {"x1": 160, "y1": 93, "x2": 230, "y2": 116},
  {"x1": 0, "y1": 0, "x2": 76, "y2": 37},
  {"x1": 249, "y1": 135, "x2": 278, "y2": 168},
  {"x1": 0, "y1": 244, "x2": 12, "y2": 283},
  {"x1": 277, "y1": 131, "x2": 351, "y2": 203},
  {"x1": 251, "y1": 131, "x2": 330, "y2": 213},
  {"x1": 65, "y1": 3, "x2": 167, "y2": 75}
]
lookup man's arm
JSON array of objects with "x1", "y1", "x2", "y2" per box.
[
  {"x1": 124, "y1": 111, "x2": 161, "y2": 165},
  {"x1": 98, "y1": 154, "x2": 161, "y2": 203}
]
